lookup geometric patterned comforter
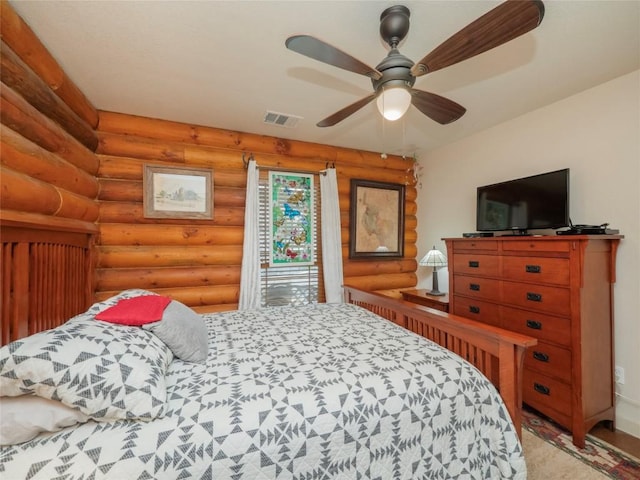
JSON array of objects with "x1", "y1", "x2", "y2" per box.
[{"x1": 0, "y1": 303, "x2": 526, "y2": 479}]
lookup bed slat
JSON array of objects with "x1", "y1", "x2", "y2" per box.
[{"x1": 1, "y1": 226, "x2": 94, "y2": 345}]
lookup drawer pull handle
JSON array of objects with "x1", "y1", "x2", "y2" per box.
[
  {"x1": 526, "y1": 265, "x2": 541, "y2": 273},
  {"x1": 526, "y1": 320, "x2": 542, "y2": 330},
  {"x1": 469, "y1": 283, "x2": 480, "y2": 291},
  {"x1": 527, "y1": 292, "x2": 542, "y2": 302},
  {"x1": 533, "y1": 351, "x2": 549, "y2": 362},
  {"x1": 468, "y1": 261, "x2": 479, "y2": 268},
  {"x1": 469, "y1": 305, "x2": 480, "y2": 314},
  {"x1": 534, "y1": 383, "x2": 550, "y2": 396}
]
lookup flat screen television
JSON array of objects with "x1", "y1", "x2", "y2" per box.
[{"x1": 476, "y1": 168, "x2": 570, "y2": 235}]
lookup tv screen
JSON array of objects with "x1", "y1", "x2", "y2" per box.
[{"x1": 476, "y1": 169, "x2": 569, "y2": 234}]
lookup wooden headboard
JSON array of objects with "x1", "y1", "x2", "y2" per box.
[{"x1": 1, "y1": 225, "x2": 95, "y2": 345}]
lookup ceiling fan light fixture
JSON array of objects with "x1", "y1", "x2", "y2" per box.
[{"x1": 376, "y1": 85, "x2": 412, "y2": 121}]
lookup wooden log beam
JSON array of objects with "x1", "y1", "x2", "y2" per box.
[
  {"x1": 0, "y1": 1, "x2": 98, "y2": 128},
  {"x1": 342, "y1": 258, "x2": 417, "y2": 277},
  {"x1": 95, "y1": 284, "x2": 239, "y2": 307},
  {"x1": 98, "y1": 111, "x2": 331, "y2": 160},
  {"x1": 0, "y1": 82, "x2": 99, "y2": 174},
  {"x1": 97, "y1": 155, "x2": 247, "y2": 187},
  {"x1": 55, "y1": 188, "x2": 100, "y2": 222},
  {"x1": 98, "y1": 110, "x2": 412, "y2": 170},
  {"x1": 343, "y1": 272, "x2": 417, "y2": 291},
  {"x1": 97, "y1": 178, "x2": 244, "y2": 207},
  {"x1": 98, "y1": 131, "x2": 412, "y2": 185},
  {"x1": 1, "y1": 165, "x2": 98, "y2": 222},
  {"x1": 95, "y1": 265, "x2": 241, "y2": 291},
  {"x1": 97, "y1": 131, "x2": 185, "y2": 163},
  {"x1": 96, "y1": 245, "x2": 243, "y2": 268},
  {"x1": 98, "y1": 202, "x2": 245, "y2": 226},
  {"x1": 99, "y1": 224, "x2": 244, "y2": 246},
  {"x1": 0, "y1": 40, "x2": 98, "y2": 151},
  {"x1": 1, "y1": 126, "x2": 99, "y2": 199},
  {"x1": 1, "y1": 165, "x2": 60, "y2": 215}
]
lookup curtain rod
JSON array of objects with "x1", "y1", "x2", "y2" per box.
[{"x1": 242, "y1": 153, "x2": 334, "y2": 176}]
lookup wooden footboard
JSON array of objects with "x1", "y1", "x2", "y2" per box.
[{"x1": 343, "y1": 285, "x2": 537, "y2": 438}]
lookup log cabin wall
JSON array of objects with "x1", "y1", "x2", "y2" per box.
[
  {"x1": 0, "y1": 1, "x2": 99, "y2": 334},
  {"x1": 96, "y1": 112, "x2": 418, "y2": 312},
  {"x1": 0, "y1": 1, "x2": 418, "y2": 317}
]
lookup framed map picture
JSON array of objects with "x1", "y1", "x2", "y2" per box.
[
  {"x1": 349, "y1": 179, "x2": 404, "y2": 258},
  {"x1": 269, "y1": 171, "x2": 314, "y2": 266}
]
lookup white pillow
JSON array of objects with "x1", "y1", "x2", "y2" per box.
[
  {"x1": 0, "y1": 396, "x2": 89, "y2": 445},
  {"x1": 0, "y1": 314, "x2": 173, "y2": 421}
]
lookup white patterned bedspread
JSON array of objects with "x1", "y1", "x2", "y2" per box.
[{"x1": 0, "y1": 303, "x2": 525, "y2": 479}]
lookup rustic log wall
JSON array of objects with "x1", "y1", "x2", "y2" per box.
[
  {"x1": 0, "y1": 1, "x2": 99, "y2": 232},
  {"x1": 2, "y1": 1, "x2": 419, "y2": 315},
  {"x1": 0, "y1": 1, "x2": 99, "y2": 330},
  {"x1": 96, "y1": 112, "x2": 418, "y2": 312}
]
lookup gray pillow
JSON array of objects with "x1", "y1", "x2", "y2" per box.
[{"x1": 143, "y1": 300, "x2": 208, "y2": 364}]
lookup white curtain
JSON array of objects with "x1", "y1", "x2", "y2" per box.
[
  {"x1": 239, "y1": 159, "x2": 261, "y2": 310},
  {"x1": 320, "y1": 168, "x2": 344, "y2": 303}
]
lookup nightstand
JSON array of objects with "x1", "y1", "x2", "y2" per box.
[{"x1": 401, "y1": 289, "x2": 449, "y2": 313}]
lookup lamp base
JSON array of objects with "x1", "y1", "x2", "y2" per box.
[
  {"x1": 427, "y1": 290, "x2": 446, "y2": 297},
  {"x1": 429, "y1": 269, "x2": 445, "y2": 297}
]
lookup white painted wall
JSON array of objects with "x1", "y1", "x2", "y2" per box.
[{"x1": 416, "y1": 70, "x2": 640, "y2": 437}]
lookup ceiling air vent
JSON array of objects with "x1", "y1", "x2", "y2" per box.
[{"x1": 263, "y1": 111, "x2": 303, "y2": 128}]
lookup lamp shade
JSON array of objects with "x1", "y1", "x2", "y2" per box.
[
  {"x1": 376, "y1": 85, "x2": 412, "y2": 121},
  {"x1": 419, "y1": 246, "x2": 447, "y2": 267}
]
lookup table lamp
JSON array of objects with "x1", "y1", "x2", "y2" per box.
[{"x1": 419, "y1": 246, "x2": 447, "y2": 296}]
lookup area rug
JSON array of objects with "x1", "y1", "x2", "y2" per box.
[{"x1": 522, "y1": 407, "x2": 640, "y2": 480}]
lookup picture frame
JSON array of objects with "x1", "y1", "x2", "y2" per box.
[
  {"x1": 143, "y1": 165, "x2": 213, "y2": 219},
  {"x1": 349, "y1": 179, "x2": 405, "y2": 258}
]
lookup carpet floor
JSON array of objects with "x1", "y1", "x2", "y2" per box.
[{"x1": 522, "y1": 408, "x2": 640, "y2": 480}]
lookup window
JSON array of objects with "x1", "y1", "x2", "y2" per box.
[{"x1": 258, "y1": 171, "x2": 324, "y2": 307}]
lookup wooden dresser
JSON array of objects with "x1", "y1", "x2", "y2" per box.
[{"x1": 443, "y1": 235, "x2": 622, "y2": 448}]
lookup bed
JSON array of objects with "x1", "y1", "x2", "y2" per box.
[{"x1": 0, "y1": 227, "x2": 535, "y2": 479}]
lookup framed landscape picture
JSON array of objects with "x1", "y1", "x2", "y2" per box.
[
  {"x1": 349, "y1": 179, "x2": 405, "y2": 258},
  {"x1": 143, "y1": 165, "x2": 213, "y2": 219}
]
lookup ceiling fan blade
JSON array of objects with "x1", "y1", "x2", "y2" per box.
[
  {"x1": 317, "y1": 94, "x2": 376, "y2": 127},
  {"x1": 411, "y1": 0, "x2": 545, "y2": 77},
  {"x1": 411, "y1": 89, "x2": 466, "y2": 125},
  {"x1": 286, "y1": 35, "x2": 382, "y2": 80}
]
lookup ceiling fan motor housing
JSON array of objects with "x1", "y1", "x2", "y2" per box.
[
  {"x1": 372, "y1": 49, "x2": 415, "y2": 94},
  {"x1": 375, "y1": 6, "x2": 415, "y2": 95}
]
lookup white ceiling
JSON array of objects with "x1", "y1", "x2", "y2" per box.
[{"x1": 10, "y1": 0, "x2": 640, "y2": 158}]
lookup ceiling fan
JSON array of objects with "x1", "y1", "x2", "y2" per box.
[{"x1": 285, "y1": 0, "x2": 545, "y2": 127}]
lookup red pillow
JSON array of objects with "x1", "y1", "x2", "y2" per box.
[{"x1": 95, "y1": 295, "x2": 172, "y2": 326}]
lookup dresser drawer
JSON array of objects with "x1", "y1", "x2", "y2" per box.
[
  {"x1": 452, "y1": 296, "x2": 501, "y2": 327},
  {"x1": 502, "y1": 240, "x2": 571, "y2": 253},
  {"x1": 453, "y1": 275, "x2": 500, "y2": 301},
  {"x1": 502, "y1": 280, "x2": 571, "y2": 316},
  {"x1": 524, "y1": 341, "x2": 572, "y2": 383},
  {"x1": 453, "y1": 254, "x2": 500, "y2": 276},
  {"x1": 524, "y1": 369, "x2": 572, "y2": 419},
  {"x1": 502, "y1": 256, "x2": 570, "y2": 286},
  {"x1": 501, "y1": 305, "x2": 571, "y2": 346},
  {"x1": 451, "y1": 240, "x2": 498, "y2": 252}
]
